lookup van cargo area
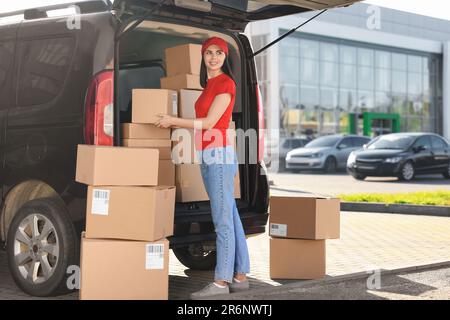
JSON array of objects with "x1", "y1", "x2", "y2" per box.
[{"x1": 116, "y1": 19, "x2": 267, "y2": 246}]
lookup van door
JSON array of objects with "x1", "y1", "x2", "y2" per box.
[
  {"x1": 113, "y1": 0, "x2": 361, "y2": 31},
  {"x1": 0, "y1": 23, "x2": 19, "y2": 201}
]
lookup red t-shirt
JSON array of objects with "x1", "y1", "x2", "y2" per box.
[{"x1": 194, "y1": 73, "x2": 236, "y2": 150}]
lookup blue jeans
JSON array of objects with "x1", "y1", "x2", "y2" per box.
[{"x1": 197, "y1": 146, "x2": 250, "y2": 283}]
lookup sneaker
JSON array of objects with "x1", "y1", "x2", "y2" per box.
[
  {"x1": 229, "y1": 278, "x2": 250, "y2": 293},
  {"x1": 190, "y1": 283, "x2": 229, "y2": 300}
]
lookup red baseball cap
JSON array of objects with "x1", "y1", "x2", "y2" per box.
[{"x1": 201, "y1": 36, "x2": 229, "y2": 55}]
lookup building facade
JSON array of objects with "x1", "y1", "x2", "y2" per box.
[{"x1": 245, "y1": 3, "x2": 450, "y2": 172}]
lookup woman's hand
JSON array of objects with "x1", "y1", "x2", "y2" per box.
[{"x1": 155, "y1": 114, "x2": 175, "y2": 128}]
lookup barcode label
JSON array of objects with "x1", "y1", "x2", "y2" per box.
[
  {"x1": 146, "y1": 244, "x2": 164, "y2": 270},
  {"x1": 91, "y1": 189, "x2": 110, "y2": 216},
  {"x1": 270, "y1": 223, "x2": 287, "y2": 237},
  {"x1": 172, "y1": 93, "x2": 178, "y2": 115}
]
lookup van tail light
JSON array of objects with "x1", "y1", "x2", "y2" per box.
[
  {"x1": 84, "y1": 70, "x2": 114, "y2": 146},
  {"x1": 256, "y1": 84, "x2": 265, "y2": 164}
]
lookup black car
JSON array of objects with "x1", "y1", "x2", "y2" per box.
[
  {"x1": 0, "y1": 0, "x2": 361, "y2": 297},
  {"x1": 347, "y1": 133, "x2": 450, "y2": 181}
]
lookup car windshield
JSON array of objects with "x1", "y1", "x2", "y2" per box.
[
  {"x1": 367, "y1": 135, "x2": 415, "y2": 150},
  {"x1": 305, "y1": 136, "x2": 341, "y2": 148}
]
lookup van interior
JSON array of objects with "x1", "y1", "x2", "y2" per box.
[{"x1": 117, "y1": 19, "x2": 250, "y2": 221}]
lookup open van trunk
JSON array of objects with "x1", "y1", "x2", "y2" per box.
[{"x1": 116, "y1": 18, "x2": 266, "y2": 244}]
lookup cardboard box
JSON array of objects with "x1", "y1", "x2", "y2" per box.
[
  {"x1": 165, "y1": 44, "x2": 202, "y2": 77},
  {"x1": 175, "y1": 164, "x2": 240, "y2": 202},
  {"x1": 159, "y1": 160, "x2": 175, "y2": 186},
  {"x1": 269, "y1": 195, "x2": 340, "y2": 240},
  {"x1": 178, "y1": 89, "x2": 202, "y2": 119},
  {"x1": 160, "y1": 74, "x2": 202, "y2": 91},
  {"x1": 76, "y1": 145, "x2": 159, "y2": 186},
  {"x1": 122, "y1": 139, "x2": 172, "y2": 160},
  {"x1": 132, "y1": 89, "x2": 178, "y2": 124},
  {"x1": 85, "y1": 185, "x2": 175, "y2": 241},
  {"x1": 270, "y1": 238, "x2": 326, "y2": 280},
  {"x1": 121, "y1": 123, "x2": 170, "y2": 140},
  {"x1": 80, "y1": 235, "x2": 169, "y2": 300}
]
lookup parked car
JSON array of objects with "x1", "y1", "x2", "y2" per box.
[
  {"x1": 278, "y1": 137, "x2": 309, "y2": 172},
  {"x1": 347, "y1": 133, "x2": 450, "y2": 181},
  {"x1": 0, "y1": 0, "x2": 360, "y2": 296},
  {"x1": 286, "y1": 134, "x2": 371, "y2": 173}
]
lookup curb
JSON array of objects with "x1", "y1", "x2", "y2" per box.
[
  {"x1": 209, "y1": 261, "x2": 450, "y2": 300},
  {"x1": 341, "y1": 202, "x2": 450, "y2": 217}
]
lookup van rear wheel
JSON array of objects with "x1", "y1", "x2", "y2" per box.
[
  {"x1": 6, "y1": 197, "x2": 79, "y2": 297},
  {"x1": 173, "y1": 243, "x2": 216, "y2": 270}
]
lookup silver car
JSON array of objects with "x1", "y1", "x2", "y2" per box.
[{"x1": 286, "y1": 134, "x2": 371, "y2": 173}]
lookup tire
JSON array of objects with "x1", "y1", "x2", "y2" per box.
[
  {"x1": 6, "y1": 197, "x2": 79, "y2": 297},
  {"x1": 173, "y1": 243, "x2": 216, "y2": 271},
  {"x1": 398, "y1": 161, "x2": 415, "y2": 181},
  {"x1": 324, "y1": 157, "x2": 337, "y2": 173},
  {"x1": 352, "y1": 174, "x2": 366, "y2": 181},
  {"x1": 443, "y1": 162, "x2": 450, "y2": 179}
]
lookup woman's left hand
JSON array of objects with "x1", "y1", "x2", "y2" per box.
[{"x1": 155, "y1": 114, "x2": 175, "y2": 128}]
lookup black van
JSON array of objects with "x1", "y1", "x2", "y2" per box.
[{"x1": 0, "y1": 0, "x2": 359, "y2": 296}]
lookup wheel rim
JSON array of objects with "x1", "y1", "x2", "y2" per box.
[
  {"x1": 13, "y1": 214, "x2": 59, "y2": 284},
  {"x1": 402, "y1": 163, "x2": 414, "y2": 180}
]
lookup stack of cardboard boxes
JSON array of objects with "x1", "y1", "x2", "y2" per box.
[
  {"x1": 269, "y1": 195, "x2": 340, "y2": 280},
  {"x1": 161, "y1": 43, "x2": 241, "y2": 202},
  {"x1": 76, "y1": 145, "x2": 175, "y2": 299}
]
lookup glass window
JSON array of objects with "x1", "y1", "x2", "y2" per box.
[
  {"x1": 431, "y1": 136, "x2": 448, "y2": 149},
  {"x1": 375, "y1": 68, "x2": 391, "y2": 92},
  {"x1": 279, "y1": 37, "x2": 299, "y2": 57},
  {"x1": 339, "y1": 89, "x2": 357, "y2": 111},
  {"x1": 408, "y1": 55, "x2": 422, "y2": 73},
  {"x1": 375, "y1": 51, "x2": 391, "y2": 69},
  {"x1": 338, "y1": 137, "x2": 353, "y2": 148},
  {"x1": 300, "y1": 58, "x2": 319, "y2": 85},
  {"x1": 321, "y1": 61, "x2": 339, "y2": 87},
  {"x1": 306, "y1": 135, "x2": 341, "y2": 147},
  {"x1": 392, "y1": 53, "x2": 407, "y2": 71},
  {"x1": 18, "y1": 37, "x2": 74, "y2": 106},
  {"x1": 423, "y1": 56, "x2": 430, "y2": 74},
  {"x1": 412, "y1": 136, "x2": 432, "y2": 149},
  {"x1": 392, "y1": 71, "x2": 407, "y2": 93},
  {"x1": 320, "y1": 43, "x2": 338, "y2": 62},
  {"x1": 300, "y1": 39, "x2": 319, "y2": 59},
  {"x1": 357, "y1": 48, "x2": 374, "y2": 66},
  {"x1": 340, "y1": 45, "x2": 356, "y2": 65},
  {"x1": 340, "y1": 64, "x2": 356, "y2": 89},
  {"x1": 375, "y1": 91, "x2": 390, "y2": 111},
  {"x1": 280, "y1": 84, "x2": 299, "y2": 108},
  {"x1": 282, "y1": 140, "x2": 291, "y2": 148},
  {"x1": 368, "y1": 134, "x2": 415, "y2": 150},
  {"x1": 358, "y1": 66, "x2": 374, "y2": 90},
  {"x1": 408, "y1": 72, "x2": 422, "y2": 96},
  {"x1": 291, "y1": 139, "x2": 304, "y2": 148},
  {"x1": 280, "y1": 56, "x2": 299, "y2": 83},
  {"x1": 357, "y1": 90, "x2": 374, "y2": 109},
  {"x1": 300, "y1": 85, "x2": 320, "y2": 108},
  {"x1": 320, "y1": 87, "x2": 338, "y2": 108}
]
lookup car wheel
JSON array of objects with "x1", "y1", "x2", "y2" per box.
[
  {"x1": 6, "y1": 197, "x2": 79, "y2": 297},
  {"x1": 324, "y1": 157, "x2": 337, "y2": 173},
  {"x1": 399, "y1": 161, "x2": 415, "y2": 181},
  {"x1": 352, "y1": 174, "x2": 366, "y2": 181},
  {"x1": 443, "y1": 163, "x2": 450, "y2": 179},
  {"x1": 173, "y1": 243, "x2": 216, "y2": 270}
]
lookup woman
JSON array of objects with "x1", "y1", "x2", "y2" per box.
[{"x1": 155, "y1": 36, "x2": 250, "y2": 299}]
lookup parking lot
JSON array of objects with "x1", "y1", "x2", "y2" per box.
[
  {"x1": 269, "y1": 172, "x2": 449, "y2": 196},
  {"x1": 1, "y1": 198, "x2": 450, "y2": 299}
]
